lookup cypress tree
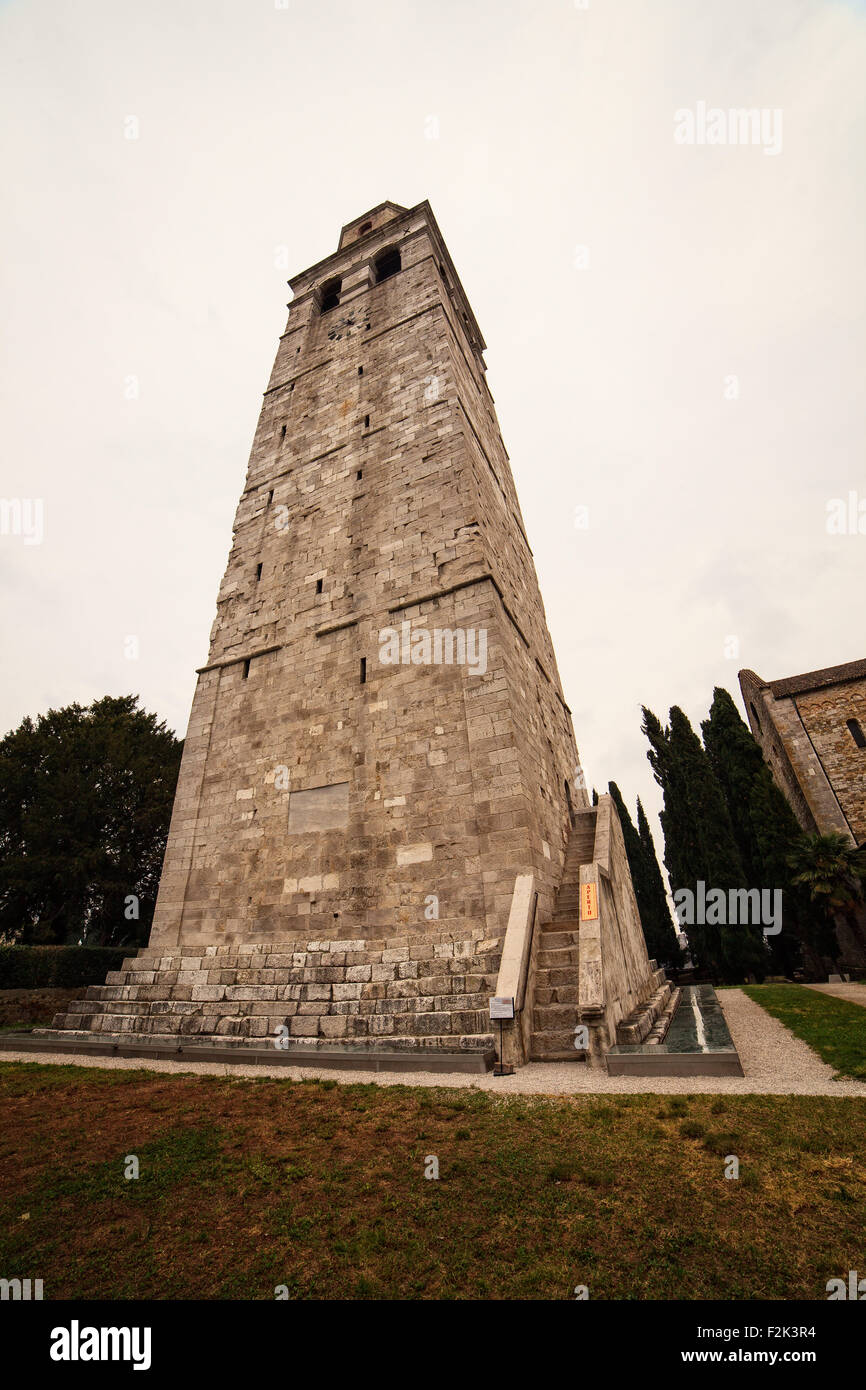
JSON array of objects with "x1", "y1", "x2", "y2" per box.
[
  {"x1": 643, "y1": 707, "x2": 690, "y2": 888},
  {"x1": 636, "y1": 797, "x2": 682, "y2": 969},
  {"x1": 643, "y1": 705, "x2": 712, "y2": 970},
  {"x1": 642, "y1": 704, "x2": 767, "y2": 980},
  {"x1": 701, "y1": 687, "x2": 766, "y2": 883},
  {"x1": 701, "y1": 686, "x2": 828, "y2": 975},
  {"x1": 608, "y1": 780, "x2": 680, "y2": 968}
]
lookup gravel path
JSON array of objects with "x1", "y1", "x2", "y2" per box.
[
  {"x1": 2, "y1": 989, "x2": 865, "y2": 1097},
  {"x1": 805, "y1": 981, "x2": 866, "y2": 1008}
]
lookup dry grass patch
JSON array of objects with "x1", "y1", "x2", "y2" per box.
[{"x1": 0, "y1": 1063, "x2": 864, "y2": 1300}]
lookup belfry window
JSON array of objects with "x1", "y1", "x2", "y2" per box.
[
  {"x1": 374, "y1": 247, "x2": 401, "y2": 283},
  {"x1": 847, "y1": 718, "x2": 866, "y2": 749},
  {"x1": 319, "y1": 277, "x2": 341, "y2": 313}
]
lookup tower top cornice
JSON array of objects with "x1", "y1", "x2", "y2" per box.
[{"x1": 287, "y1": 199, "x2": 487, "y2": 354}]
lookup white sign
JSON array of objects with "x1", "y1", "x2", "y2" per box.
[{"x1": 489, "y1": 996, "x2": 515, "y2": 1020}]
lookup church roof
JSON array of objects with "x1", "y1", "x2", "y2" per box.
[{"x1": 741, "y1": 657, "x2": 866, "y2": 699}]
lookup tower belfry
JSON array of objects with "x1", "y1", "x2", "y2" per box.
[{"x1": 48, "y1": 202, "x2": 666, "y2": 1067}]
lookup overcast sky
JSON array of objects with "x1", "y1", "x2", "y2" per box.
[{"x1": 1, "y1": 0, "x2": 864, "y2": 861}]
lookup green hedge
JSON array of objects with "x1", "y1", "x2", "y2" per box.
[{"x1": 0, "y1": 946, "x2": 130, "y2": 990}]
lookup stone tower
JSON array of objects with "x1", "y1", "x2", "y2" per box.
[
  {"x1": 47, "y1": 203, "x2": 665, "y2": 1065},
  {"x1": 151, "y1": 200, "x2": 585, "y2": 951}
]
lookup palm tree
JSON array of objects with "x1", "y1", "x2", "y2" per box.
[{"x1": 787, "y1": 833, "x2": 866, "y2": 971}]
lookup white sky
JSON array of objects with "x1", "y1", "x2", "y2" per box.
[{"x1": 1, "y1": 0, "x2": 864, "y2": 860}]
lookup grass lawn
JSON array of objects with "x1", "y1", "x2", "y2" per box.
[
  {"x1": 1, "y1": 1062, "x2": 865, "y2": 1300},
  {"x1": 742, "y1": 984, "x2": 866, "y2": 1081}
]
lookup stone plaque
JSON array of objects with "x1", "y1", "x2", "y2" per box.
[{"x1": 287, "y1": 782, "x2": 349, "y2": 832}]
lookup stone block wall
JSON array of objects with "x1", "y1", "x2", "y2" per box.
[{"x1": 793, "y1": 680, "x2": 866, "y2": 845}]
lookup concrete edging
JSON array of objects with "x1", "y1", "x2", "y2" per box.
[{"x1": 0, "y1": 1033, "x2": 495, "y2": 1075}]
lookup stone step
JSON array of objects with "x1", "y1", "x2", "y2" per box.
[
  {"x1": 533, "y1": 967, "x2": 577, "y2": 986},
  {"x1": 532, "y1": 984, "x2": 579, "y2": 1006},
  {"x1": 49, "y1": 933, "x2": 505, "y2": 1056},
  {"x1": 52, "y1": 1005, "x2": 493, "y2": 1042},
  {"x1": 563, "y1": 808, "x2": 597, "y2": 861},
  {"x1": 529, "y1": 1028, "x2": 586, "y2": 1060},
  {"x1": 80, "y1": 979, "x2": 497, "y2": 1009},
  {"x1": 124, "y1": 931, "x2": 499, "y2": 965},
  {"x1": 536, "y1": 947, "x2": 579, "y2": 970},
  {"x1": 64, "y1": 990, "x2": 493, "y2": 1018},
  {"x1": 33, "y1": 1026, "x2": 498, "y2": 1057},
  {"x1": 533, "y1": 1003, "x2": 580, "y2": 1031},
  {"x1": 538, "y1": 929, "x2": 579, "y2": 951},
  {"x1": 531, "y1": 1049, "x2": 587, "y2": 1063}
]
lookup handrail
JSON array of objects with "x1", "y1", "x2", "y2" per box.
[{"x1": 514, "y1": 891, "x2": 538, "y2": 1015}]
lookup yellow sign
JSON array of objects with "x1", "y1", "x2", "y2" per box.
[{"x1": 580, "y1": 882, "x2": 599, "y2": 922}]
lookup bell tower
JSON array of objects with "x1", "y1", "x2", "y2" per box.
[
  {"x1": 149, "y1": 200, "x2": 586, "y2": 952},
  {"x1": 46, "y1": 202, "x2": 665, "y2": 1066}
]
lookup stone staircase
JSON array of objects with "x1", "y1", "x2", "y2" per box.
[
  {"x1": 40, "y1": 930, "x2": 501, "y2": 1056},
  {"x1": 530, "y1": 808, "x2": 596, "y2": 1061}
]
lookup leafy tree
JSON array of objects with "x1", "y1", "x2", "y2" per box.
[{"x1": 0, "y1": 696, "x2": 182, "y2": 947}]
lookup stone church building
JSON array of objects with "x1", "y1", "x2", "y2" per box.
[
  {"x1": 740, "y1": 658, "x2": 866, "y2": 848},
  {"x1": 47, "y1": 202, "x2": 667, "y2": 1067},
  {"x1": 740, "y1": 657, "x2": 866, "y2": 969}
]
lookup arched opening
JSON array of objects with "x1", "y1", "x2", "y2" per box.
[
  {"x1": 357, "y1": 221, "x2": 372, "y2": 237},
  {"x1": 319, "y1": 277, "x2": 341, "y2": 313},
  {"x1": 847, "y1": 718, "x2": 866, "y2": 749},
  {"x1": 374, "y1": 247, "x2": 401, "y2": 283}
]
